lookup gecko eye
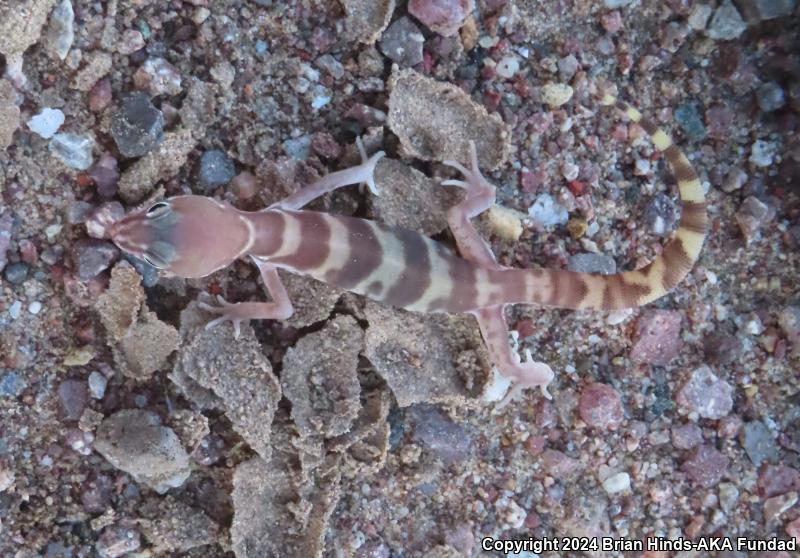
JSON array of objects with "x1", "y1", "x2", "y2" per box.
[{"x1": 146, "y1": 201, "x2": 171, "y2": 218}]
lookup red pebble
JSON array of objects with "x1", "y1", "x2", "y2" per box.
[{"x1": 567, "y1": 180, "x2": 585, "y2": 196}]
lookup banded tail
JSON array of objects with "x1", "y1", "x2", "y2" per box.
[{"x1": 493, "y1": 94, "x2": 708, "y2": 311}]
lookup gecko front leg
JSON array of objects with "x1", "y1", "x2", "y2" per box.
[
  {"x1": 442, "y1": 142, "x2": 555, "y2": 405},
  {"x1": 199, "y1": 257, "x2": 294, "y2": 338}
]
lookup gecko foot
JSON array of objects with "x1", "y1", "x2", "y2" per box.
[
  {"x1": 198, "y1": 295, "x2": 249, "y2": 339},
  {"x1": 441, "y1": 141, "x2": 494, "y2": 195},
  {"x1": 500, "y1": 349, "x2": 555, "y2": 408},
  {"x1": 355, "y1": 136, "x2": 385, "y2": 197}
]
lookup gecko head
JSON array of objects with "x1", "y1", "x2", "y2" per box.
[{"x1": 110, "y1": 195, "x2": 253, "y2": 278}]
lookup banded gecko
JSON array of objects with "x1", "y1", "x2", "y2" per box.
[{"x1": 97, "y1": 94, "x2": 707, "y2": 405}]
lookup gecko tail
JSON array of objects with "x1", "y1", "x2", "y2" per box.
[{"x1": 494, "y1": 95, "x2": 708, "y2": 311}]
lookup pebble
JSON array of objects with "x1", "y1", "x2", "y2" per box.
[
  {"x1": 735, "y1": 195, "x2": 771, "y2": 242},
  {"x1": 58, "y1": 379, "x2": 88, "y2": 422},
  {"x1": 540, "y1": 83, "x2": 573, "y2": 107},
  {"x1": 674, "y1": 103, "x2": 706, "y2": 140},
  {"x1": 118, "y1": 29, "x2": 145, "y2": 55},
  {"x1": 47, "y1": 0, "x2": 74, "y2": 60},
  {"x1": 688, "y1": 3, "x2": 713, "y2": 30},
  {"x1": 408, "y1": 404, "x2": 473, "y2": 464},
  {"x1": 757, "y1": 465, "x2": 800, "y2": 498},
  {"x1": 198, "y1": 149, "x2": 236, "y2": 190},
  {"x1": 88, "y1": 371, "x2": 108, "y2": 399},
  {"x1": 604, "y1": 0, "x2": 633, "y2": 7},
  {"x1": 67, "y1": 201, "x2": 93, "y2": 224},
  {"x1": 682, "y1": 445, "x2": 729, "y2": 487},
  {"x1": 644, "y1": 193, "x2": 677, "y2": 235},
  {"x1": 379, "y1": 17, "x2": 424, "y2": 67},
  {"x1": 27, "y1": 301, "x2": 41, "y2": 314},
  {"x1": 96, "y1": 526, "x2": 141, "y2": 558},
  {"x1": 740, "y1": 420, "x2": 780, "y2": 465},
  {"x1": 8, "y1": 301, "x2": 22, "y2": 319},
  {"x1": 133, "y1": 57, "x2": 182, "y2": 97},
  {"x1": 630, "y1": 310, "x2": 683, "y2": 365},
  {"x1": 749, "y1": 139, "x2": 777, "y2": 167},
  {"x1": 579, "y1": 383, "x2": 624, "y2": 430},
  {"x1": 527, "y1": 193, "x2": 568, "y2": 227},
  {"x1": 126, "y1": 256, "x2": 160, "y2": 288},
  {"x1": 408, "y1": 0, "x2": 474, "y2": 37},
  {"x1": 88, "y1": 79, "x2": 112, "y2": 112},
  {"x1": 752, "y1": 0, "x2": 797, "y2": 19},
  {"x1": 721, "y1": 167, "x2": 747, "y2": 192},
  {"x1": 496, "y1": 56, "x2": 520, "y2": 79},
  {"x1": 4, "y1": 261, "x2": 29, "y2": 284},
  {"x1": 756, "y1": 81, "x2": 785, "y2": 112},
  {"x1": 567, "y1": 253, "x2": 616, "y2": 274},
  {"x1": 541, "y1": 449, "x2": 583, "y2": 480},
  {"x1": 71, "y1": 239, "x2": 119, "y2": 280},
  {"x1": 676, "y1": 366, "x2": 733, "y2": 419},
  {"x1": 89, "y1": 154, "x2": 120, "y2": 198},
  {"x1": 660, "y1": 21, "x2": 690, "y2": 53},
  {"x1": 27, "y1": 107, "x2": 65, "y2": 139},
  {"x1": 0, "y1": 372, "x2": 26, "y2": 397},
  {"x1": 601, "y1": 11, "x2": 623, "y2": 33},
  {"x1": 557, "y1": 55, "x2": 579, "y2": 81},
  {"x1": 49, "y1": 133, "x2": 94, "y2": 170},
  {"x1": 110, "y1": 92, "x2": 165, "y2": 158},
  {"x1": 703, "y1": 332, "x2": 743, "y2": 364},
  {"x1": 315, "y1": 54, "x2": 345, "y2": 80},
  {"x1": 602, "y1": 472, "x2": 631, "y2": 494},
  {"x1": 671, "y1": 423, "x2": 703, "y2": 450},
  {"x1": 707, "y1": 0, "x2": 747, "y2": 41}
]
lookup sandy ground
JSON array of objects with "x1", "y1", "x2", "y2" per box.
[{"x1": 0, "y1": 0, "x2": 799, "y2": 557}]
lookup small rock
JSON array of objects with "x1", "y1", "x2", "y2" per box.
[
  {"x1": 674, "y1": 103, "x2": 706, "y2": 140},
  {"x1": 408, "y1": 404, "x2": 472, "y2": 464},
  {"x1": 89, "y1": 154, "x2": 120, "y2": 198},
  {"x1": 110, "y1": 92, "x2": 165, "y2": 158},
  {"x1": 736, "y1": 195, "x2": 772, "y2": 242},
  {"x1": 707, "y1": 0, "x2": 747, "y2": 40},
  {"x1": 528, "y1": 193, "x2": 568, "y2": 227},
  {"x1": 721, "y1": 167, "x2": 747, "y2": 193},
  {"x1": 604, "y1": 0, "x2": 633, "y2": 6},
  {"x1": 751, "y1": 0, "x2": 797, "y2": 20},
  {"x1": 94, "y1": 410, "x2": 191, "y2": 493},
  {"x1": 602, "y1": 472, "x2": 631, "y2": 494},
  {"x1": 688, "y1": 3, "x2": 713, "y2": 30},
  {"x1": 757, "y1": 464, "x2": 800, "y2": 498},
  {"x1": 703, "y1": 332, "x2": 743, "y2": 364},
  {"x1": 58, "y1": 380, "x2": 88, "y2": 421},
  {"x1": 315, "y1": 54, "x2": 345, "y2": 79},
  {"x1": 71, "y1": 239, "x2": 119, "y2": 280},
  {"x1": 579, "y1": 383, "x2": 624, "y2": 430},
  {"x1": 198, "y1": 149, "x2": 236, "y2": 191},
  {"x1": 408, "y1": 0, "x2": 474, "y2": 37},
  {"x1": 88, "y1": 79, "x2": 112, "y2": 112},
  {"x1": 96, "y1": 525, "x2": 141, "y2": 558},
  {"x1": 49, "y1": 132, "x2": 94, "y2": 170},
  {"x1": 541, "y1": 449, "x2": 583, "y2": 480},
  {"x1": 630, "y1": 310, "x2": 683, "y2": 365},
  {"x1": 72, "y1": 51, "x2": 112, "y2": 91},
  {"x1": 379, "y1": 17, "x2": 424, "y2": 67},
  {"x1": 133, "y1": 57, "x2": 182, "y2": 96},
  {"x1": 764, "y1": 491, "x2": 797, "y2": 523},
  {"x1": 660, "y1": 21, "x2": 690, "y2": 53},
  {"x1": 644, "y1": 193, "x2": 677, "y2": 236},
  {"x1": 540, "y1": 83, "x2": 573, "y2": 108},
  {"x1": 88, "y1": 371, "x2": 108, "y2": 399},
  {"x1": 118, "y1": 29, "x2": 145, "y2": 55},
  {"x1": 4, "y1": 261, "x2": 29, "y2": 285},
  {"x1": 0, "y1": 372, "x2": 26, "y2": 397},
  {"x1": 27, "y1": 107, "x2": 64, "y2": 139},
  {"x1": 601, "y1": 11, "x2": 623, "y2": 33},
  {"x1": 683, "y1": 445, "x2": 729, "y2": 487},
  {"x1": 741, "y1": 421, "x2": 780, "y2": 465},
  {"x1": 671, "y1": 423, "x2": 703, "y2": 450},
  {"x1": 756, "y1": 81, "x2": 785, "y2": 112},
  {"x1": 557, "y1": 55, "x2": 579, "y2": 81},
  {"x1": 46, "y1": 0, "x2": 74, "y2": 60},
  {"x1": 567, "y1": 253, "x2": 616, "y2": 274},
  {"x1": 496, "y1": 56, "x2": 520, "y2": 79},
  {"x1": 749, "y1": 139, "x2": 778, "y2": 167},
  {"x1": 676, "y1": 366, "x2": 733, "y2": 419}
]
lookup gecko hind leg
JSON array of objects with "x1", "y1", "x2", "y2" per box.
[
  {"x1": 199, "y1": 257, "x2": 294, "y2": 338},
  {"x1": 269, "y1": 138, "x2": 385, "y2": 210},
  {"x1": 442, "y1": 142, "x2": 555, "y2": 405}
]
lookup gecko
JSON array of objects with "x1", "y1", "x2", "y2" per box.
[{"x1": 95, "y1": 94, "x2": 707, "y2": 405}]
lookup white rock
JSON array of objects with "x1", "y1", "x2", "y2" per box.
[
  {"x1": 528, "y1": 193, "x2": 569, "y2": 227},
  {"x1": 49, "y1": 133, "x2": 94, "y2": 170},
  {"x1": 496, "y1": 56, "x2": 520, "y2": 79},
  {"x1": 540, "y1": 82, "x2": 573, "y2": 108},
  {"x1": 603, "y1": 472, "x2": 631, "y2": 494},
  {"x1": 27, "y1": 108, "x2": 65, "y2": 139},
  {"x1": 47, "y1": 0, "x2": 74, "y2": 61}
]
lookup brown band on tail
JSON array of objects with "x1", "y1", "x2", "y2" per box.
[{"x1": 496, "y1": 94, "x2": 708, "y2": 311}]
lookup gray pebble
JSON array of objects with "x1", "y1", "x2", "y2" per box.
[
  {"x1": 71, "y1": 239, "x2": 118, "y2": 281},
  {"x1": 567, "y1": 253, "x2": 617, "y2": 275},
  {"x1": 3, "y1": 262, "x2": 29, "y2": 285},
  {"x1": 379, "y1": 17, "x2": 424, "y2": 67},
  {"x1": 198, "y1": 149, "x2": 236, "y2": 191},
  {"x1": 756, "y1": 81, "x2": 785, "y2": 112},
  {"x1": 110, "y1": 92, "x2": 165, "y2": 158}
]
